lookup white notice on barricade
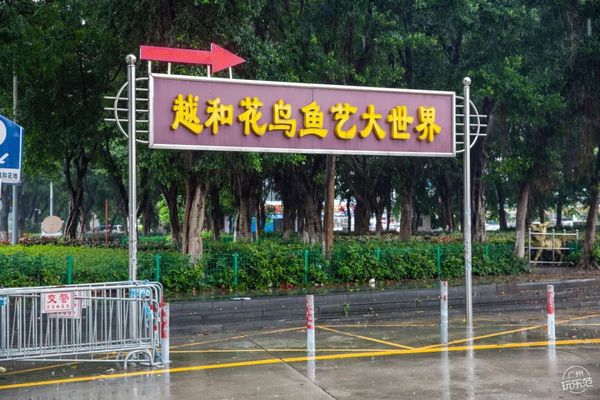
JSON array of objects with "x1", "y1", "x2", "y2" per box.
[{"x1": 43, "y1": 291, "x2": 82, "y2": 318}]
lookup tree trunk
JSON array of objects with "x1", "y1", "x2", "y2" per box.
[
  {"x1": 472, "y1": 178, "x2": 486, "y2": 242},
  {"x1": 237, "y1": 194, "x2": 251, "y2": 241},
  {"x1": 579, "y1": 186, "x2": 600, "y2": 269},
  {"x1": 514, "y1": 181, "x2": 531, "y2": 258},
  {"x1": 161, "y1": 182, "x2": 181, "y2": 246},
  {"x1": 209, "y1": 183, "x2": 223, "y2": 240},
  {"x1": 258, "y1": 201, "x2": 266, "y2": 234},
  {"x1": 556, "y1": 201, "x2": 563, "y2": 228},
  {"x1": 282, "y1": 206, "x2": 296, "y2": 239},
  {"x1": 385, "y1": 200, "x2": 391, "y2": 232},
  {"x1": 437, "y1": 172, "x2": 455, "y2": 232},
  {"x1": 302, "y1": 194, "x2": 322, "y2": 244},
  {"x1": 399, "y1": 187, "x2": 413, "y2": 241},
  {"x1": 497, "y1": 183, "x2": 508, "y2": 230},
  {"x1": 323, "y1": 155, "x2": 336, "y2": 257},
  {"x1": 354, "y1": 197, "x2": 370, "y2": 235},
  {"x1": 138, "y1": 177, "x2": 156, "y2": 235},
  {"x1": 346, "y1": 197, "x2": 352, "y2": 232},
  {"x1": 471, "y1": 100, "x2": 494, "y2": 243},
  {"x1": 399, "y1": 176, "x2": 414, "y2": 241},
  {"x1": 101, "y1": 138, "x2": 128, "y2": 228},
  {"x1": 182, "y1": 175, "x2": 208, "y2": 262},
  {"x1": 63, "y1": 150, "x2": 88, "y2": 240},
  {"x1": 538, "y1": 207, "x2": 545, "y2": 224},
  {"x1": 375, "y1": 207, "x2": 383, "y2": 235}
]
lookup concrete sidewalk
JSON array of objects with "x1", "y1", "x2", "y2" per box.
[{"x1": 2, "y1": 310, "x2": 600, "y2": 399}]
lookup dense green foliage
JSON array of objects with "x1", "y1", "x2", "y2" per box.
[
  {"x1": 0, "y1": 239, "x2": 528, "y2": 294},
  {"x1": 1, "y1": 1, "x2": 600, "y2": 267}
]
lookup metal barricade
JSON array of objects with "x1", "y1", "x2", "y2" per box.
[
  {"x1": 528, "y1": 228, "x2": 579, "y2": 265},
  {"x1": 0, "y1": 281, "x2": 165, "y2": 368}
]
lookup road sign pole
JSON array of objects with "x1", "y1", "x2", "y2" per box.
[
  {"x1": 126, "y1": 54, "x2": 137, "y2": 280},
  {"x1": 11, "y1": 71, "x2": 18, "y2": 245},
  {"x1": 463, "y1": 77, "x2": 473, "y2": 330},
  {"x1": 11, "y1": 186, "x2": 17, "y2": 244},
  {"x1": 49, "y1": 182, "x2": 53, "y2": 216}
]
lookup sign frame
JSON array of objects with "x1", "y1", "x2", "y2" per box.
[
  {"x1": 0, "y1": 115, "x2": 24, "y2": 184},
  {"x1": 148, "y1": 73, "x2": 456, "y2": 157}
]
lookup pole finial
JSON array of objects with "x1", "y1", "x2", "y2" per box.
[
  {"x1": 125, "y1": 54, "x2": 137, "y2": 65},
  {"x1": 463, "y1": 77, "x2": 472, "y2": 86}
]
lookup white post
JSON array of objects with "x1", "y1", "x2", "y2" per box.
[
  {"x1": 126, "y1": 54, "x2": 137, "y2": 281},
  {"x1": 161, "y1": 302, "x2": 170, "y2": 364},
  {"x1": 306, "y1": 294, "x2": 315, "y2": 355},
  {"x1": 547, "y1": 285, "x2": 555, "y2": 340},
  {"x1": 463, "y1": 77, "x2": 473, "y2": 329},
  {"x1": 440, "y1": 281, "x2": 449, "y2": 344},
  {"x1": 49, "y1": 182, "x2": 53, "y2": 216}
]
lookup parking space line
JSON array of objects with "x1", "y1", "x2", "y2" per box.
[
  {"x1": 420, "y1": 313, "x2": 600, "y2": 350},
  {"x1": 327, "y1": 323, "x2": 437, "y2": 328},
  {"x1": 318, "y1": 325, "x2": 414, "y2": 349},
  {"x1": 419, "y1": 324, "x2": 546, "y2": 350},
  {"x1": 566, "y1": 314, "x2": 600, "y2": 322},
  {"x1": 171, "y1": 348, "x2": 386, "y2": 353},
  {"x1": 1, "y1": 363, "x2": 78, "y2": 376},
  {"x1": 171, "y1": 326, "x2": 305, "y2": 349},
  {"x1": 1, "y1": 352, "x2": 116, "y2": 376},
  {"x1": 3, "y1": 337, "x2": 600, "y2": 391}
]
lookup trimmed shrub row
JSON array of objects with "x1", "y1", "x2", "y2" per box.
[{"x1": 0, "y1": 241, "x2": 529, "y2": 294}]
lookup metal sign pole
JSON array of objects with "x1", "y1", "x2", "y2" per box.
[
  {"x1": 49, "y1": 182, "x2": 53, "y2": 216},
  {"x1": 126, "y1": 54, "x2": 137, "y2": 280},
  {"x1": 463, "y1": 77, "x2": 473, "y2": 329},
  {"x1": 11, "y1": 71, "x2": 18, "y2": 245}
]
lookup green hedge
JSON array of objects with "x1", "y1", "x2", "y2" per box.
[
  {"x1": 0, "y1": 241, "x2": 529, "y2": 293},
  {"x1": 0, "y1": 245, "x2": 195, "y2": 293}
]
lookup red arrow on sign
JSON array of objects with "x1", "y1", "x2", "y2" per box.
[{"x1": 139, "y1": 44, "x2": 245, "y2": 73}]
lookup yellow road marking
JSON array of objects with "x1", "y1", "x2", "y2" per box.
[
  {"x1": 171, "y1": 348, "x2": 387, "y2": 353},
  {"x1": 567, "y1": 314, "x2": 600, "y2": 322},
  {"x1": 3, "y1": 337, "x2": 600, "y2": 391},
  {"x1": 419, "y1": 324, "x2": 546, "y2": 350},
  {"x1": 2, "y1": 363, "x2": 78, "y2": 376},
  {"x1": 318, "y1": 325, "x2": 414, "y2": 349},
  {"x1": 171, "y1": 326, "x2": 304, "y2": 349},
  {"x1": 326, "y1": 323, "x2": 437, "y2": 328},
  {"x1": 420, "y1": 313, "x2": 600, "y2": 350},
  {"x1": 2, "y1": 352, "x2": 116, "y2": 376}
]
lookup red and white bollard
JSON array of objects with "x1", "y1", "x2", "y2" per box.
[
  {"x1": 440, "y1": 281, "x2": 449, "y2": 345},
  {"x1": 161, "y1": 302, "x2": 170, "y2": 364},
  {"x1": 440, "y1": 281, "x2": 449, "y2": 326},
  {"x1": 306, "y1": 295, "x2": 315, "y2": 354},
  {"x1": 547, "y1": 285, "x2": 555, "y2": 340}
]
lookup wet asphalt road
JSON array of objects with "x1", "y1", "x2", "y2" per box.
[{"x1": 2, "y1": 310, "x2": 600, "y2": 399}]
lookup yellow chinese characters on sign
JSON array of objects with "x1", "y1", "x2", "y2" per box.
[
  {"x1": 238, "y1": 97, "x2": 267, "y2": 136},
  {"x1": 205, "y1": 97, "x2": 233, "y2": 134},
  {"x1": 268, "y1": 99, "x2": 296, "y2": 138},
  {"x1": 171, "y1": 94, "x2": 203, "y2": 134},
  {"x1": 330, "y1": 103, "x2": 357, "y2": 140},
  {"x1": 299, "y1": 101, "x2": 327, "y2": 138},
  {"x1": 169, "y1": 94, "x2": 443, "y2": 144},
  {"x1": 359, "y1": 105, "x2": 386, "y2": 140},
  {"x1": 387, "y1": 105, "x2": 413, "y2": 140},
  {"x1": 415, "y1": 106, "x2": 441, "y2": 142}
]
